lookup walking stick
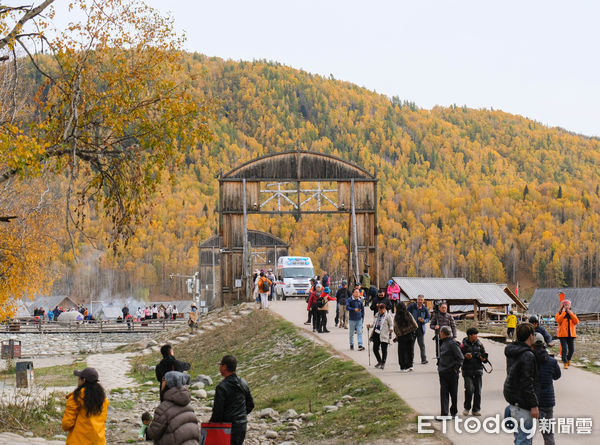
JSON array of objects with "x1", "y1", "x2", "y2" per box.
[{"x1": 367, "y1": 325, "x2": 371, "y2": 366}]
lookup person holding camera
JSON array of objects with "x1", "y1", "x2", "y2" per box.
[
  {"x1": 460, "y1": 327, "x2": 487, "y2": 416},
  {"x1": 555, "y1": 299, "x2": 579, "y2": 369}
]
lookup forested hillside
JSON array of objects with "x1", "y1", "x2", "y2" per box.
[{"x1": 52, "y1": 54, "x2": 600, "y2": 301}]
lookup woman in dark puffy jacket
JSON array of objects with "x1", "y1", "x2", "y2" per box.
[
  {"x1": 147, "y1": 371, "x2": 200, "y2": 445},
  {"x1": 533, "y1": 333, "x2": 561, "y2": 445}
]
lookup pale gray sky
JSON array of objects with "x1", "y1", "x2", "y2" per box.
[{"x1": 72, "y1": 1, "x2": 600, "y2": 136}]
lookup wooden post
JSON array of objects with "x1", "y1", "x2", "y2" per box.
[
  {"x1": 243, "y1": 178, "x2": 249, "y2": 301},
  {"x1": 351, "y1": 179, "x2": 359, "y2": 283}
]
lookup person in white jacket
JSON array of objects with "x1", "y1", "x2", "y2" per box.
[{"x1": 367, "y1": 303, "x2": 394, "y2": 370}]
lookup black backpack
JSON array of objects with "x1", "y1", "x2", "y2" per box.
[
  {"x1": 316, "y1": 296, "x2": 326, "y2": 308},
  {"x1": 260, "y1": 277, "x2": 270, "y2": 293}
]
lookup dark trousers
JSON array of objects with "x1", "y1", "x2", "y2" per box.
[
  {"x1": 307, "y1": 309, "x2": 312, "y2": 323},
  {"x1": 539, "y1": 406, "x2": 555, "y2": 445},
  {"x1": 507, "y1": 327, "x2": 515, "y2": 339},
  {"x1": 334, "y1": 304, "x2": 339, "y2": 326},
  {"x1": 372, "y1": 332, "x2": 389, "y2": 365},
  {"x1": 413, "y1": 329, "x2": 427, "y2": 362},
  {"x1": 463, "y1": 373, "x2": 482, "y2": 412},
  {"x1": 311, "y1": 309, "x2": 319, "y2": 331},
  {"x1": 231, "y1": 422, "x2": 247, "y2": 445},
  {"x1": 439, "y1": 370, "x2": 459, "y2": 416},
  {"x1": 317, "y1": 311, "x2": 328, "y2": 332},
  {"x1": 559, "y1": 337, "x2": 575, "y2": 363},
  {"x1": 397, "y1": 333, "x2": 415, "y2": 369}
]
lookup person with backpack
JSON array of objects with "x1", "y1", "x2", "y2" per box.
[
  {"x1": 257, "y1": 271, "x2": 272, "y2": 309},
  {"x1": 460, "y1": 327, "x2": 487, "y2": 416},
  {"x1": 386, "y1": 279, "x2": 401, "y2": 313},
  {"x1": 359, "y1": 269, "x2": 370, "y2": 294},
  {"x1": 503, "y1": 323, "x2": 539, "y2": 445},
  {"x1": 532, "y1": 332, "x2": 561, "y2": 445},
  {"x1": 316, "y1": 287, "x2": 335, "y2": 333},
  {"x1": 307, "y1": 284, "x2": 323, "y2": 333},
  {"x1": 335, "y1": 280, "x2": 351, "y2": 328},
  {"x1": 304, "y1": 278, "x2": 317, "y2": 325}
]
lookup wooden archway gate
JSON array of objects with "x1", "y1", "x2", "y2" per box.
[{"x1": 218, "y1": 150, "x2": 378, "y2": 304}]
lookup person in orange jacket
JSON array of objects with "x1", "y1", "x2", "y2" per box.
[
  {"x1": 555, "y1": 299, "x2": 579, "y2": 369},
  {"x1": 62, "y1": 367, "x2": 109, "y2": 444}
]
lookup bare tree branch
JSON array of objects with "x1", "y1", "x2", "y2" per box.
[{"x1": 0, "y1": 0, "x2": 54, "y2": 52}]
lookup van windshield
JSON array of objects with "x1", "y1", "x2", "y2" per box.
[{"x1": 282, "y1": 267, "x2": 314, "y2": 279}]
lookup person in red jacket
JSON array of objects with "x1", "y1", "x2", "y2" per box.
[
  {"x1": 304, "y1": 278, "x2": 317, "y2": 325},
  {"x1": 307, "y1": 284, "x2": 323, "y2": 333},
  {"x1": 555, "y1": 299, "x2": 579, "y2": 369}
]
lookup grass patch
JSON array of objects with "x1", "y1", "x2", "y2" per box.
[
  {"x1": 0, "y1": 390, "x2": 65, "y2": 437},
  {"x1": 130, "y1": 310, "x2": 445, "y2": 444},
  {"x1": 0, "y1": 360, "x2": 86, "y2": 388}
]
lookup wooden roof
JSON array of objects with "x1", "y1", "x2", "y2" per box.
[
  {"x1": 222, "y1": 150, "x2": 375, "y2": 181},
  {"x1": 529, "y1": 288, "x2": 600, "y2": 315}
]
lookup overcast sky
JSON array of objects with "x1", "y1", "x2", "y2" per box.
[{"x1": 73, "y1": 1, "x2": 600, "y2": 137}]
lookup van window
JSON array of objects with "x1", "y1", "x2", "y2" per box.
[{"x1": 282, "y1": 267, "x2": 314, "y2": 279}]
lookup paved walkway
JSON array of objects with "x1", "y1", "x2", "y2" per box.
[
  {"x1": 270, "y1": 300, "x2": 600, "y2": 444},
  {"x1": 86, "y1": 352, "x2": 136, "y2": 391}
]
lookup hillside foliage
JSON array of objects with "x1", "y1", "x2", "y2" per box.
[{"x1": 32, "y1": 55, "x2": 600, "y2": 300}]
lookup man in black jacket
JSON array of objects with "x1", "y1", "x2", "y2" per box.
[
  {"x1": 460, "y1": 327, "x2": 486, "y2": 416},
  {"x1": 335, "y1": 280, "x2": 351, "y2": 328},
  {"x1": 503, "y1": 323, "x2": 539, "y2": 445},
  {"x1": 155, "y1": 344, "x2": 191, "y2": 401},
  {"x1": 211, "y1": 355, "x2": 255, "y2": 445},
  {"x1": 430, "y1": 303, "x2": 456, "y2": 359},
  {"x1": 370, "y1": 288, "x2": 393, "y2": 316},
  {"x1": 437, "y1": 326, "x2": 463, "y2": 417}
]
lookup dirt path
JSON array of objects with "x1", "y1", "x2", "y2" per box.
[{"x1": 270, "y1": 299, "x2": 600, "y2": 444}]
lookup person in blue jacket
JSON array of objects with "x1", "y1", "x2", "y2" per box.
[
  {"x1": 346, "y1": 288, "x2": 365, "y2": 351},
  {"x1": 407, "y1": 295, "x2": 430, "y2": 364}
]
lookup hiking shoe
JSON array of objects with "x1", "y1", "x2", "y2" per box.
[
  {"x1": 303, "y1": 322, "x2": 311, "y2": 325},
  {"x1": 463, "y1": 410, "x2": 470, "y2": 416},
  {"x1": 564, "y1": 362, "x2": 569, "y2": 369},
  {"x1": 421, "y1": 360, "x2": 429, "y2": 364},
  {"x1": 374, "y1": 362, "x2": 381, "y2": 369},
  {"x1": 472, "y1": 411, "x2": 481, "y2": 417},
  {"x1": 407, "y1": 367, "x2": 413, "y2": 372},
  {"x1": 380, "y1": 363, "x2": 385, "y2": 370},
  {"x1": 358, "y1": 345, "x2": 365, "y2": 351},
  {"x1": 323, "y1": 329, "x2": 330, "y2": 333}
]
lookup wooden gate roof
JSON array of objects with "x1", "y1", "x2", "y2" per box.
[{"x1": 222, "y1": 151, "x2": 375, "y2": 181}]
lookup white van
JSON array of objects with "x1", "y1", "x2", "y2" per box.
[{"x1": 275, "y1": 256, "x2": 315, "y2": 300}]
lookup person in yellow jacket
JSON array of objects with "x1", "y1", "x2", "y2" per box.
[
  {"x1": 62, "y1": 367, "x2": 109, "y2": 444},
  {"x1": 556, "y1": 299, "x2": 579, "y2": 369},
  {"x1": 505, "y1": 311, "x2": 517, "y2": 340}
]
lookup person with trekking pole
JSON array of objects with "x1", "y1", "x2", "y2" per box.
[
  {"x1": 430, "y1": 302, "x2": 456, "y2": 360},
  {"x1": 367, "y1": 303, "x2": 394, "y2": 370}
]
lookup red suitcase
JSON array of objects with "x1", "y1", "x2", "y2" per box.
[{"x1": 200, "y1": 422, "x2": 232, "y2": 445}]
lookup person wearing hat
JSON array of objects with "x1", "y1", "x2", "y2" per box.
[
  {"x1": 532, "y1": 332, "x2": 561, "y2": 445},
  {"x1": 62, "y1": 367, "x2": 109, "y2": 444},
  {"x1": 528, "y1": 316, "x2": 554, "y2": 347},
  {"x1": 506, "y1": 311, "x2": 517, "y2": 340},
  {"x1": 188, "y1": 303, "x2": 198, "y2": 332},
  {"x1": 556, "y1": 299, "x2": 579, "y2": 369},
  {"x1": 147, "y1": 371, "x2": 200, "y2": 444},
  {"x1": 335, "y1": 280, "x2": 351, "y2": 328}
]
